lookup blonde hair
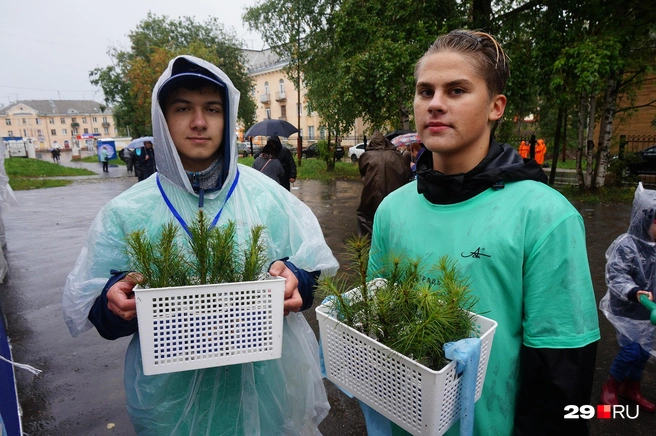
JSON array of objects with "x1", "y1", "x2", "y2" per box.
[{"x1": 414, "y1": 29, "x2": 510, "y2": 98}]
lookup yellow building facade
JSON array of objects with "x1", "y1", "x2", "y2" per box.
[
  {"x1": 0, "y1": 100, "x2": 116, "y2": 150},
  {"x1": 244, "y1": 49, "x2": 366, "y2": 149}
]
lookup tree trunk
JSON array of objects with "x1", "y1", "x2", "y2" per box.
[
  {"x1": 326, "y1": 130, "x2": 335, "y2": 171},
  {"x1": 576, "y1": 91, "x2": 587, "y2": 188},
  {"x1": 594, "y1": 76, "x2": 618, "y2": 188},
  {"x1": 584, "y1": 93, "x2": 597, "y2": 188},
  {"x1": 549, "y1": 106, "x2": 564, "y2": 185}
]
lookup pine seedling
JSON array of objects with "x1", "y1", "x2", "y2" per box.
[
  {"x1": 241, "y1": 224, "x2": 268, "y2": 281},
  {"x1": 125, "y1": 210, "x2": 271, "y2": 289},
  {"x1": 125, "y1": 229, "x2": 155, "y2": 286},
  {"x1": 187, "y1": 210, "x2": 212, "y2": 284},
  {"x1": 317, "y1": 237, "x2": 479, "y2": 371},
  {"x1": 150, "y1": 222, "x2": 188, "y2": 288},
  {"x1": 207, "y1": 220, "x2": 239, "y2": 284}
]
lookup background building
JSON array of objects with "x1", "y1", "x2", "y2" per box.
[
  {"x1": 0, "y1": 100, "x2": 116, "y2": 151},
  {"x1": 243, "y1": 48, "x2": 366, "y2": 149}
]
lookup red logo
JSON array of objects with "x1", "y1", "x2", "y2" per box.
[{"x1": 597, "y1": 405, "x2": 611, "y2": 419}]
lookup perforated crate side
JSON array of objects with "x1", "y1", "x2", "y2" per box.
[
  {"x1": 317, "y1": 305, "x2": 497, "y2": 436},
  {"x1": 135, "y1": 277, "x2": 285, "y2": 375}
]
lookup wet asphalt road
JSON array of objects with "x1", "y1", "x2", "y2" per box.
[{"x1": 0, "y1": 161, "x2": 654, "y2": 435}]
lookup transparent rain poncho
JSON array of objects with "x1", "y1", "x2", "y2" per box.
[
  {"x1": 600, "y1": 182, "x2": 656, "y2": 354},
  {"x1": 62, "y1": 56, "x2": 339, "y2": 435}
]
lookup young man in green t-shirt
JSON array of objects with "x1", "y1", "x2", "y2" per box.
[{"x1": 365, "y1": 30, "x2": 600, "y2": 435}]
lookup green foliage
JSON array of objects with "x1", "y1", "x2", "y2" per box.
[
  {"x1": 125, "y1": 210, "x2": 269, "y2": 288},
  {"x1": 90, "y1": 13, "x2": 256, "y2": 138},
  {"x1": 317, "y1": 235, "x2": 478, "y2": 370},
  {"x1": 244, "y1": 0, "x2": 462, "y2": 135}
]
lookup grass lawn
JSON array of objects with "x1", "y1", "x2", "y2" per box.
[
  {"x1": 3, "y1": 155, "x2": 635, "y2": 203},
  {"x1": 4, "y1": 158, "x2": 96, "y2": 190}
]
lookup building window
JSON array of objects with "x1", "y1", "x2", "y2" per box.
[
  {"x1": 51, "y1": 129, "x2": 56, "y2": 135},
  {"x1": 279, "y1": 79, "x2": 284, "y2": 93},
  {"x1": 71, "y1": 117, "x2": 76, "y2": 123},
  {"x1": 83, "y1": 128, "x2": 89, "y2": 134},
  {"x1": 297, "y1": 103, "x2": 302, "y2": 116},
  {"x1": 4, "y1": 119, "x2": 9, "y2": 126},
  {"x1": 265, "y1": 108, "x2": 271, "y2": 119},
  {"x1": 92, "y1": 117, "x2": 97, "y2": 122},
  {"x1": 320, "y1": 127, "x2": 326, "y2": 140},
  {"x1": 280, "y1": 105, "x2": 286, "y2": 119},
  {"x1": 308, "y1": 126, "x2": 315, "y2": 140},
  {"x1": 62, "y1": 129, "x2": 67, "y2": 135},
  {"x1": 93, "y1": 128, "x2": 99, "y2": 134},
  {"x1": 36, "y1": 118, "x2": 42, "y2": 125},
  {"x1": 82, "y1": 117, "x2": 87, "y2": 123},
  {"x1": 264, "y1": 82, "x2": 270, "y2": 95},
  {"x1": 49, "y1": 118, "x2": 54, "y2": 124},
  {"x1": 60, "y1": 118, "x2": 65, "y2": 124},
  {"x1": 102, "y1": 117, "x2": 108, "y2": 123},
  {"x1": 7, "y1": 130, "x2": 13, "y2": 136},
  {"x1": 104, "y1": 127, "x2": 109, "y2": 134},
  {"x1": 22, "y1": 118, "x2": 27, "y2": 125},
  {"x1": 251, "y1": 87, "x2": 255, "y2": 96},
  {"x1": 72, "y1": 128, "x2": 78, "y2": 134}
]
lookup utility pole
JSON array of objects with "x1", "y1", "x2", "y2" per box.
[{"x1": 296, "y1": 13, "x2": 302, "y2": 167}]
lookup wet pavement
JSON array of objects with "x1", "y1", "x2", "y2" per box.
[{"x1": 0, "y1": 161, "x2": 654, "y2": 435}]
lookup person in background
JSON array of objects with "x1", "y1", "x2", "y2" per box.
[
  {"x1": 271, "y1": 136, "x2": 297, "y2": 190},
  {"x1": 100, "y1": 146, "x2": 109, "y2": 173},
  {"x1": 599, "y1": 182, "x2": 656, "y2": 412},
  {"x1": 535, "y1": 138, "x2": 547, "y2": 166},
  {"x1": 362, "y1": 29, "x2": 599, "y2": 435},
  {"x1": 62, "y1": 55, "x2": 338, "y2": 435},
  {"x1": 356, "y1": 131, "x2": 411, "y2": 236},
  {"x1": 252, "y1": 138, "x2": 286, "y2": 186},
  {"x1": 136, "y1": 141, "x2": 156, "y2": 181},
  {"x1": 518, "y1": 140, "x2": 530, "y2": 162},
  {"x1": 409, "y1": 142, "x2": 426, "y2": 179}
]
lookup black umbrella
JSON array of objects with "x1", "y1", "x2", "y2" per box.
[{"x1": 244, "y1": 119, "x2": 299, "y2": 138}]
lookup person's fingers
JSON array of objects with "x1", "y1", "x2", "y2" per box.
[
  {"x1": 107, "y1": 281, "x2": 137, "y2": 320},
  {"x1": 283, "y1": 288, "x2": 302, "y2": 316}
]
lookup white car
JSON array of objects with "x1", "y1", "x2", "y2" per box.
[{"x1": 349, "y1": 143, "x2": 366, "y2": 162}]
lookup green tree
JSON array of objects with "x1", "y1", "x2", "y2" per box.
[
  {"x1": 244, "y1": 0, "x2": 465, "y2": 134},
  {"x1": 90, "y1": 13, "x2": 256, "y2": 138}
]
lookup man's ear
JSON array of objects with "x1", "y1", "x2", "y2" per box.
[{"x1": 489, "y1": 94, "x2": 507, "y2": 122}]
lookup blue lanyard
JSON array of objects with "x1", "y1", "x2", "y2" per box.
[{"x1": 156, "y1": 170, "x2": 240, "y2": 237}]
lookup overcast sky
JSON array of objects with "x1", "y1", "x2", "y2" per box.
[{"x1": 0, "y1": 0, "x2": 264, "y2": 107}]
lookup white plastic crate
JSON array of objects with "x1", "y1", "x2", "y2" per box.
[
  {"x1": 134, "y1": 277, "x2": 285, "y2": 376},
  {"x1": 316, "y1": 293, "x2": 497, "y2": 436}
]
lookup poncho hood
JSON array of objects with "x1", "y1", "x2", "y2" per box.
[
  {"x1": 366, "y1": 132, "x2": 396, "y2": 151},
  {"x1": 152, "y1": 55, "x2": 239, "y2": 197},
  {"x1": 627, "y1": 182, "x2": 656, "y2": 243},
  {"x1": 416, "y1": 139, "x2": 547, "y2": 204}
]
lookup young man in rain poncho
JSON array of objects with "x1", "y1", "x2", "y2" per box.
[
  {"x1": 62, "y1": 55, "x2": 339, "y2": 435},
  {"x1": 599, "y1": 182, "x2": 656, "y2": 412}
]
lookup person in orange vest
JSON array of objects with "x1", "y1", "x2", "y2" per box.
[
  {"x1": 518, "y1": 140, "x2": 530, "y2": 161},
  {"x1": 535, "y1": 139, "x2": 547, "y2": 165}
]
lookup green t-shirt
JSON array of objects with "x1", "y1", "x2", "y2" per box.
[{"x1": 369, "y1": 180, "x2": 600, "y2": 436}]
